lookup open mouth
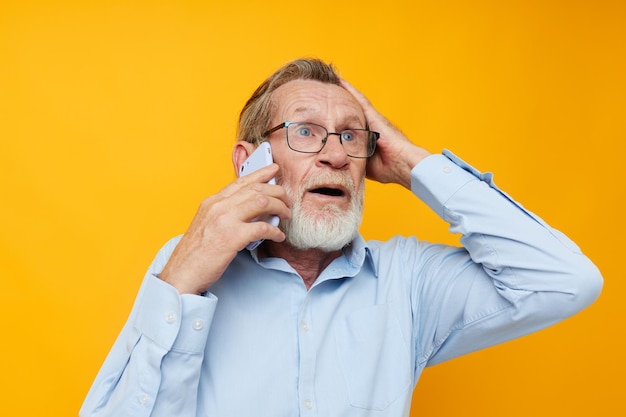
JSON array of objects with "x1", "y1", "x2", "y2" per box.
[{"x1": 309, "y1": 187, "x2": 345, "y2": 197}]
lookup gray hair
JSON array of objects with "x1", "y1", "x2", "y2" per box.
[{"x1": 237, "y1": 58, "x2": 341, "y2": 144}]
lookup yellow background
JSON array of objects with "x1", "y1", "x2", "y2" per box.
[{"x1": 1, "y1": 0, "x2": 624, "y2": 415}]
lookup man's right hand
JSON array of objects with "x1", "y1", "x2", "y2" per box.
[{"x1": 159, "y1": 163, "x2": 291, "y2": 295}]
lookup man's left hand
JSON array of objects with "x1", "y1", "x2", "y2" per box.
[{"x1": 341, "y1": 79, "x2": 431, "y2": 189}]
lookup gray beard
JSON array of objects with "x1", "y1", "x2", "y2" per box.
[{"x1": 279, "y1": 173, "x2": 364, "y2": 252}]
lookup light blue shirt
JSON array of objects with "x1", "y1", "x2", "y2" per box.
[{"x1": 80, "y1": 151, "x2": 602, "y2": 417}]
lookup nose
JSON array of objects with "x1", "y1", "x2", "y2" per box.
[{"x1": 318, "y1": 133, "x2": 349, "y2": 169}]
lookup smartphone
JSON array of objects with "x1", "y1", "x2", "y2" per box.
[{"x1": 238, "y1": 142, "x2": 280, "y2": 250}]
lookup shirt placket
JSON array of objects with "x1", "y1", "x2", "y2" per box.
[{"x1": 297, "y1": 294, "x2": 317, "y2": 416}]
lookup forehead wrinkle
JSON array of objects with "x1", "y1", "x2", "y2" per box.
[
  {"x1": 272, "y1": 80, "x2": 366, "y2": 126},
  {"x1": 277, "y1": 101, "x2": 320, "y2": 121},
  {"x1": 289, "y1": 105, "x2": 365, "y2": 128}
]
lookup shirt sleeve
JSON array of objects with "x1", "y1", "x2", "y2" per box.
[
  {"x1": 410, "y1": 150, "x2": 603, "y2": 366},
  {"x1": 80, "y1": 237, "x2": 218, "y2": 417}
]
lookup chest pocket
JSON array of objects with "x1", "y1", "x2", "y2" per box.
[{"x1": 334, "y1": 303, "x2": 412, "y2": 410}]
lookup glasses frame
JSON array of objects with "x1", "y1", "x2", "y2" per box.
[{"x1": 262, "y1": 121, "x2": 380, "y2": 159}]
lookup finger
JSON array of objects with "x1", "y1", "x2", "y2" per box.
[
  {"x1": 221, "y1": 163, "x2": 280, "y2": 199},
  {"x1": 188, "y1": 190, "x2": 289, "y2": 251},
  {"x1": 237, "y1": 190, "x2": 292, "y2": 223},
  {"x1": 256, "y1": 182, "x2": 292, "y2": 209},
  {"x1": 237, "y1": 162, "x2": 280, "y2": 185},
  {"x1": 243, "y1": 220, "x2": 286, "y2": 246},
  {"x1": 340, "y1": 79, "x2": 374, "y2": 111},
  {"x1": 340, "y1": 79, "x2": 394, "y2": 131},
  {"x1": 211, "y1": 177, "x2": 291, "y2": 224}
]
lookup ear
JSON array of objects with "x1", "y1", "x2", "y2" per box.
[{"x1": 232, "y1": 141, "x2": 257, "y2": 176}]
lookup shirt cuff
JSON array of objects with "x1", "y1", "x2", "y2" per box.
[
  {"x1": 410, "y1": 150, "x2": 479, "y2": 218},
  {"x1": 134, "y1": 274, "x2": 217, "y2": 353}
]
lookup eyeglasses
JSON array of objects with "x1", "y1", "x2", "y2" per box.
[{"x1": 262, "y1": 121, "x2": 380, "y2": 158}]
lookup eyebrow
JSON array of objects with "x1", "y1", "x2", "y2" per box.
[
  {"x1": 291, "y1": 107, "x2": 366, "y2": 127},
  {"x1": 292, "y1": 106, "x2": 313, "y2": 116}
]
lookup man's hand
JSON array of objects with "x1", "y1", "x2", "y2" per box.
[
  {"x1": 341, "y1": 80, "x2": 431, "y2": 189},
  {"x1": 159, "y1": 163, "x2": 291, "y2": 295}
]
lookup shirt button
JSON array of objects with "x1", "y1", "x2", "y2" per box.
[
  {"x1": 304, "y1": 400, "x2": 313, "y2": 409},
  {"x1": 301, "y1": 322, "x2": 309, "y2": 332},
  {"x1": 165, "y1": 312, "x2": 177, "y2": 324},
  {"x1": 442, "y1": 165, "x2": 452, "y2": 174},
  {"x1": 139, "y1": 394, "x2": 149, "y2": 406},
  {"x1": 192, "y1": 319, "x2": 204, "y2": 331}
]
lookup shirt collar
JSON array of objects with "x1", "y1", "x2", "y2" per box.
[
  {"x1": 343, "y1": 234, "x2": 378, "y2": 278},
  {"x1": 249, "y1": 234, "x2": 378, "y2": 278}
]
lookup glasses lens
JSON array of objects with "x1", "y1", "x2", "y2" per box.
[
  {"x1": 286, "y1": 123, "x2": 326, "y2": 153},
  {"x1": 365, "y1": 131, "x2": 378, "y2": 157},
  {"x1": 340, "y1": 129, "x2": 371, "y2": 157}
]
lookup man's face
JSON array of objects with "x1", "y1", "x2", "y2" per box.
[{"x1": 266, "y1": 79, "x2": 368, "y2": 251}]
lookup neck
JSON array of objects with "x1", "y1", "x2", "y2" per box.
[{"x1": 259, "y1": 241, "x2": 343, "y2": 290}]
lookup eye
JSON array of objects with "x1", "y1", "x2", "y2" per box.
[
  {"x1": 296, "y1": 126, "x2": 312, "y2": 137},
  {"x1": 341, "y1": 131, "x2": 355, "y2": 141}
]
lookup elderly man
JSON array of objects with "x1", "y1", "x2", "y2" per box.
[{"x1": 81, "y1": 58, "x2": 602, "y2": 417}]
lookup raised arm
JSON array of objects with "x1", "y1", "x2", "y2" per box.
[
  {"x1": 342, "y1": 79, "x2": 603, "y2": 366},
  {"x1": 80, "y1": 152, "x2": 291, "y2": 416},
  {"x1": 405, "y1": 151, "x2": 604, "y2": 365}
]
